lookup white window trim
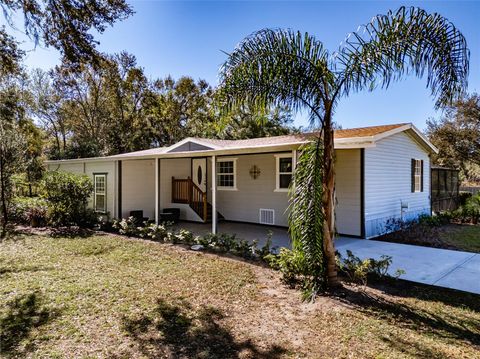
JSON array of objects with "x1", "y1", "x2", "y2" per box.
[
  {"x1": 414, "y1": 159, "x2": 422, "y2": 193},
  {"x1": 274, "y1": 154, "x2": 293, "y2": 192},
  {"x1": 216, "y1": 158, "x2": 238, "y2": 191},
  {"x1": 94, "y1": 173, "x2": 107, "y2": 213}
]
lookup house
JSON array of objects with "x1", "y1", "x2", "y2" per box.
[{"x1": 45, "y1": 123, "x2": 438, "y2": 238}]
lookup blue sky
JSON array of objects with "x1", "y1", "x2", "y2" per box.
[{"x1": 6, "y1": 0, "x2": 480, "y2": 131}]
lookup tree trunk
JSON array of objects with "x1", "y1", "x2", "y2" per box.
[
  {"x1": 0, "y1": 157, "x2": 8, "y2": 238},
  {"x1": 322, "y1": 111, "x2": 339, "y2": 287}
]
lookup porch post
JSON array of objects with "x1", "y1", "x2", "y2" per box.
[
  {"x1": 155, "y1": 158, "x2": 159, "y2": 224},
  {"x1": 211, "y1": 155, "x2": 217, "y2": 234},
  {"x1": 292, "y1": 149, "x2": 297, "y2": 169}
]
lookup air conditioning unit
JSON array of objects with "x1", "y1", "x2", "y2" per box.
[{"x1": 259, "y1": 209, "x2": 275, "y2": 225}]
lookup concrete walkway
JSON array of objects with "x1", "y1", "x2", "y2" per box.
[{"x1": 336, "y1": 237, "x2": 480, "y2": 295}]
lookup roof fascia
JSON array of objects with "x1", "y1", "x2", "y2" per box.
[
  {"x1": 45, "y1": 157, "x2": 116, "y2": 165},
  {"x1": 408, "y1": 125, "x2": 439, "y2": 154},
  {"x1": 371, "y1": 123, "x2": 438, "y2": 154}
]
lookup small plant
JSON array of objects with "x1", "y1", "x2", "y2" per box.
[
  {"x1": 459, "y1": 193, "x2": 480, "y2": 224},
  {"x1": 173, "y1": 229, "x2": 194, "y2": 244},
  {"x1": 238, "y1": 239, "x2": 258, "y2": 258},
  {"x1": 143, "y1": 223, "x2": 170, "y2": 241},
  {"x1": 25, "y1": 203, "x2": 48, "y2": 227},
  {"x1": 336, "y1": 250, "x2": 404, "y2": 285},
  {"x1": 112, "y1": 217, "x2": 139, "y2": 236},
  {"x1": 198, "y1": 232, "x2": 238, "y2": 251},
  {"x1": 265, "y1": 248, "x2": 308, "y2": 287},
  {"x1": 257, "y1": 231, "x2": 276, "y2": 259}
]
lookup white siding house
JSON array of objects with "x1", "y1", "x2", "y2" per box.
[
  {"x1": 45, "y1": 123, "x2": 437, "y2": 239},
  {"x1": 364, "y1": 132, "x2": 432, "y2": 237}
]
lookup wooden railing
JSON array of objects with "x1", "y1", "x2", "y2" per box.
[{"x1": 172, "y1": 177, "x2": 208, "y2": 221}]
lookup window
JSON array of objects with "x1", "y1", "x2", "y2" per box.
[
  {"x1": 411, "y1": 159, "x2": 423, "y2": 193},
  {"x1": 94, "y1": 174, "x2": 107, "y2": 212},
  {"x1": 216, "y1": 159, "x2": 237, "y2": 190},
  {"x1": 275, "y1": 155, "x2": 293, "y2": 191}
]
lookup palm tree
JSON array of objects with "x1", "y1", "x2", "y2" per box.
[{"x1": 219, "y1": 7, "x2": 469, "y2": 294}]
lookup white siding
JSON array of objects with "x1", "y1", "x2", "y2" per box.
[
  {"x1": 207, "y1": 153, "x2": 291, "y2": 226},
  {"x1": 335, "y1": 149, "x2": 361, "y2": 236},
  {"x1": 48, "y1": 162, "x2": 84, "y2": 174},
  {"x1": 364, "y1": 132, "x2": 431, "y2": 237},
  {"x1": 121, "y1": 159, "x2": 155, "y2": 219}
]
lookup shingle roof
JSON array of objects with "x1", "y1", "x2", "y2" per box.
[
  {"x1": 46, "y1": 122, "x2": 432, "y2": 164},
  {"x1": 189, "y1": 123, "x2": 409, "y2": 149},
  {"x1": 334, "y1": 123, "x2": 408, "y2": 139}
]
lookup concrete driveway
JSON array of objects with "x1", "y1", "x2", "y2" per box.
[{"x1": 336, "y1": 237, "x2": 480, "y2": 295}]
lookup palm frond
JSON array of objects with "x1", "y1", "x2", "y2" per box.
[
  {"x1": 289, "y1": 139, "x2": 325, "y2": 291},
  {"x1": 219, "y1": 29, "x2": 333, "y2": 124},
  {"x1": 334, "y1": 6, "x2": 469, "y2": 108}
]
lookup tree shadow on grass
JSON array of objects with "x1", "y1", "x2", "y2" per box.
[
  {"x1": 367, "y1": 277, "x2": 480, "y2": 313},
  {"x1": 121, "y1": 299, "x2": 287, "y2": 359},
  {"x1": 49, "y1": 227, "x2": 96, "y2": 238},
  {"x1": 337, "y1": 284, "x2": 480, "y2": 351},
  {"x1": 0, "y1": 292, "x2": 60, "y2": 357},
  {"x1": 0, "y1": 264, "x2": 54, "y2": 277}
]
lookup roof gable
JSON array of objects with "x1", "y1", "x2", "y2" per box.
[{"x1": 165, "y1": 138, "x2": 217, "y2": 153}]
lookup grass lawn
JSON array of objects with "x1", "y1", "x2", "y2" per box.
[
  {"x1": 378, "y1": 223, "x2": 480, "y2": 254},
  {"x1": 1, "y1": 232, "x2": 479, "y2": 358},
  {"x1": 438, "y1": 224, "x2": 480, "y2": 253}
]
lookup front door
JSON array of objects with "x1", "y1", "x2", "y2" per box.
[{"x1": 192, "y1": 158, "x2": 207, "y2": 192}]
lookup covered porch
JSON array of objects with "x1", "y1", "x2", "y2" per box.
[{"x1": 119, "y1": 149, "x2": 295, "y2": 233}]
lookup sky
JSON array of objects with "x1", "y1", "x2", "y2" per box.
[{"x1": 4, "y1": 0, "x2": 479, "y2": 131}]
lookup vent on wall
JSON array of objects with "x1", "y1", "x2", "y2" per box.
[{"x1": 259, "y1": 209, "x2": 275, "y2": 225}]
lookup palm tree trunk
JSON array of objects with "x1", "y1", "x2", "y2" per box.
[{"x1": 322, "y1": 111, "x2": 339, "y2": 287}]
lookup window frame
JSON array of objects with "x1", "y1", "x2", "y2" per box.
[
  {"x1": 93, "y1": 173, "x2": 107, "y2": 213},
  {"x1": 216, "y1": 158, "x2": 237, "y2": 191},
  {"x1": 413, "y1": 159, "x2": 422, "y2": 193},
  {"x1": 275, "y1": 154, "x2": 293, "y2": 192}
]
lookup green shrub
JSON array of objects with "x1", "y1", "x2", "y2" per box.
[
  {"x1": 458, "y1": 191, "x2": 473, "y2": 206},
  {"x1": 234, "y1": 239, "x2": 256, "y2": 258},
  {"x1": 142, "y1": 223, "x2": 170, "y2": 241},
  {"x1": 197, "y1": 232, "x2": 238, "y2": 251},
  {"x1": 418, "y1": 213, "x2": 450, "y2": 227},
  {"x1": 265, "y1": 248, "x2": 308, "y2": 286},
  {"x1": 11, "y1": 197, "x2": 49, "y2": 226},
  {"x1": 461, "y1": 193, "x2": 480, "y2": 224},
  {"x1": 109, "y1": 218, "x2": 273, "y2": 262},
  {"x1": 337, "y1": 250, "x2": 404, "y2": 285},
  {"x1": 112, "y1": 217, "x2": 139, "y2": 236},
  {"x1": 165, "y1": 228, "x2": 194, "y2": 244},
  {"x1": 41, "y1": 171, "x2": 94, "y2": 227}
]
